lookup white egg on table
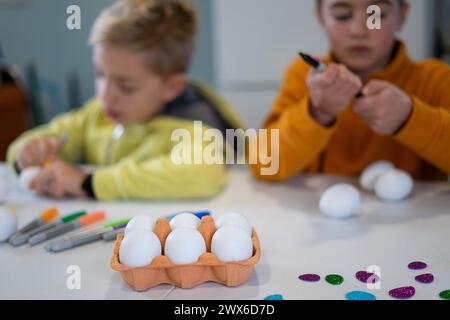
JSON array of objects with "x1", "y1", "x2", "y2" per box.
[
  {"x1": 164, "y1": 228, "x2": 206, "y2": 264},
  {"x1": 375, "y1": 169, "x2": 413, "y2": 202},
  {"x1": 0, "y1": 177, "x2": 7, "y2": 203},
  {"x1": 124, "y1": 215, "x2": 155, "y2": 235},
  {"x1": 119, "y1": 229, "x2": 161, "y2": 267},
  {"x1": 319, "y1": 183, "x2": 361, "y2": 219},
  {"x1": 0, "y1": 208, "x2": 18, "y2": 242},
  {"x1": 360, "y1": 160, "x2": 395, "y2": 191},
  {"x1": 169, "y1": 212, "x2": 201, "y2": 230},
  {"x1": 214, "y1": 212, "x2": 253, "y2": 236},
  {"x1": 211, "y1": 225, "x2": 253, "y2": 262},
  {"x1": 18, "y1": 167, "x2": 41, "y2": 192}
]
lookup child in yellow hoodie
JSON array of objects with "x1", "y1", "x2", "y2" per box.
[
  {"x1": 7, "y1": 0, "x2": 244, "y2": 201},
  {"x1": 252, "y1": 0, "x2": 450, "y2": 182}
]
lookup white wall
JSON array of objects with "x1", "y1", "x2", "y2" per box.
[{"x1": 213, "y1": 0, "x2": 435, "y2": 128}]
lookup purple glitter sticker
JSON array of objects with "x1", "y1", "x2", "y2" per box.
[
  {"x1": 389, "y1": 286, "x2": 416, "y2": 299},
  {"x1": 298, "y1": 274, "x2": 321, "y2": 282},
  {"x1": 408, "y1": 261, "x2": 427, "y2": 270},
  {"x1": 415, "y1": 273, "x2": 434, "y2": 284},
  {"x1": 355, "y1": 271, "x2": 380, "y2": 284}
]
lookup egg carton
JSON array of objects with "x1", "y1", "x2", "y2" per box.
[{"x1": 110, "y1": 216, "x2": 261, "y2": 291}]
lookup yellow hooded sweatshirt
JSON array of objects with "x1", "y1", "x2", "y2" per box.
[{"x1": 7, "y1": 81, "x2": 246, "y2": 201}]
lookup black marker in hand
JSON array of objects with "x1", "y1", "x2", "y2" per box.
[{"x1": 299, "y1": 52, "x2": 363, "y2": 99}]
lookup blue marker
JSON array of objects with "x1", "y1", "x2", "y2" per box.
[{"x1": 166, "y1": 210, "x2": 210, "y2": 221}]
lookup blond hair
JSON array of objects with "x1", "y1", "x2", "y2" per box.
[{"x1": 90, "y1": 0, "x2": 197, "y2": 77}]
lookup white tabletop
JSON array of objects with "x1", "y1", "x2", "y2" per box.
[{"x1": 0, "y1": 164, "x2": 449, "y2": 300}]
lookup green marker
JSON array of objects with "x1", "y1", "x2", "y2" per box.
[
  {"x1": 46, "y1": 218, "x2": 131, "y2": 253},
  {"x1": 64, "y1": 218, "x2": 131, "y2": 238},
  {"x1": 10, "y1": 211, "x2": 86, "y2": 247}
]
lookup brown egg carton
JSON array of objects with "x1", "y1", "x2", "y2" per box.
[{"x1": 110, "y1": 216, "x2": 261, "y2": 291}]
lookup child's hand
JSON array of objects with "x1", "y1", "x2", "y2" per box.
[
  {"x1": 307, "y1": 64, "x2": 362, "y2": 126},
  {"x1": 29, "y1": 160, "x2": 88, "y2": 199},
  {"x1": 17, "y1": 137, "x2": 62, "y2": 170},
  {"x1": 354, "y1": 80, "x2": 413, "y2": 135}
]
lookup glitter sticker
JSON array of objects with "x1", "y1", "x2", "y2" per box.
[
  {"x1": 408, "y1": 261, "x2": 427, "y2": 270},
  {"x1": 345, "y1": 291, "x2": 376, "y2": 301},
  {"x1": 355, "y1": 271, "x2": 380, "y2": 284},
  {"x1": 389, "y1": 286, "x2": 415, "y2": 299},
  {"x1": 415, "y1": 273, "x2": 434, "y2": 284},
  {"x1": 439, "y1": 290, "x2": 450, "y2": 300},
  {"x1": 298, "y1": 274, "x2": 321, "y2": 282},
  {"x1": 264, "y1": 294, "x2": 283, "y2": 300},
  {"x1": 325, "y1": 274, "x2": 344, "y2": 285}
]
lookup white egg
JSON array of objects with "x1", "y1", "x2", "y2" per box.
[
  {"x1": 360, "y1": 160, "x2": 395, "y2": 191},
  {"x1": 124, "y1": 215, "x2": 155, "y2": 235},
  {"x1": 375, "y1": 169, "x2": 413, "y2": 202},
  {"x1": 211, "y1": 225, "x2": 253, "y2": 262},
  {"x1": 214, "y1": 212, "x2": 253, "y2": 236},
  {"x1": 0, "y1": 178, "x2": 7, "y2": 203},
  {"x1": 164, "y1": 228, "x2": 206, "y2": 264},
  {"x1": 19, "y1": 167, "x2": 41, "y2": 192},
  {"x1": 119, "y1": 229, "x2": 161, "y2": 267},
  {"x1": 319, "y1": 183, "x2": 361, "y2": 219},
  {"x1": 0, "y1": 208, "x2": 18, "y2": 242},
  {"x1": 169, "y1": 212, "x2": 201, "y2": 230}
]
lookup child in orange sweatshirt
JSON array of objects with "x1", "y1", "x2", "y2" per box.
[{"x1": 251, "y1": 0, "x2": 450, "y2": 182}]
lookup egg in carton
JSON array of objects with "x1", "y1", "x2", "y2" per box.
[{"x1": 110, "y1": 216, "x2": 261, "y2": 291}]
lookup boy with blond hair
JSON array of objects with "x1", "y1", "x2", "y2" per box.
[{"x1": 8, "y1": 0, "x2": 244, "y2": 200}]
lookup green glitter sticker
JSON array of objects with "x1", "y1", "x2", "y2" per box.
[
  {"x1": 439, "y1": 290, "x2": 450, "y2": 300},
  {"x1": 325, "y1": 274, "x2": 344, "y2": 285}
]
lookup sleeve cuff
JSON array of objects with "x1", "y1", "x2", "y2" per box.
[
  {"x1": 286, "y1": 97, "x2": 337, "y2": 148},
  {"x1": 81, "y1": 174, "x2": 96, "y2": 199}
]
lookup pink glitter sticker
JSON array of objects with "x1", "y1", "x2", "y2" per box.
[
  {"x1": 389, "y1": 286, "x2": 416, "y2": 299},
  {"x1": 298, "y1": 274, "x2": 321, "y2": 282},
  {"x1": 408, "y1": 261, "x2": 427, "y2": 270},
  {"x1": 355, "y1": 271, "x2": 380, "y2": 284},
  {"x1": 415, "y1": 274, "x2": 434, "y2": 284}
]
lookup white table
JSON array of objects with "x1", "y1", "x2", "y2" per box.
[{"x1": 1, "y1": 164, "x2": 449, "y2": 300}]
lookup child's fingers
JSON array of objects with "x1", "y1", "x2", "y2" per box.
[
  {"x1": 363, "y1": 80, "x2": 391, "y2": 96},
  {"x1": 30, "y1": 168, "x2": 53, "y2": 196},
  {"x1": 338, "y1": 65, "x2": 349, "y2": 81},
  {"x1": 26, "y1": 142, "x2": 44, "y2": 166},
  {"x1": 314, "y1": 64, "x2": 338, "y2": 87},
  {"x1": 47, "y1": 180, "x2": 65, "y2": 199},
  {"x1": 48, "y1": 137, "x2": 64, "y2": 153},
  {"x1": 354, "y1": 96, "x2": 377, "y2": 118},
  {"x1": 325, "y1": 64, "x2": 339, "y2": 82},
  {"x1": 18, "y1": 145, "x2": 33, "y2": 169}
]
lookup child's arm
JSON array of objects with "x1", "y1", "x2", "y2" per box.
[
  {"x1": 29, "y1": 137, "x2": 228, "y2": 200},
  {"x1": 353, "y1": 63, "x2": 450, "y2": 175},
  {"x1": 392, "y1": 66, "x2": 450, "y2": 174},
  {"x1": 395, "y1": 98, "x2": 450, "y2": 174},
  {"x1": 7, "y1": 100, "x2": 96, "y2": 171},
  {"x1": 250, "y1": 59, "x2": 358, "y2": 181},
  {"x1": 89, "y1": 122, "x2": 227, "y2": 200},
  {"x1": 90, "y1": 154, "x2": 227, "y2": 200}
]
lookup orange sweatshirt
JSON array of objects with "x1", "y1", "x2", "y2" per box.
[{"x1": 251, "y1": 42, "x2": 450, "y2": 181}]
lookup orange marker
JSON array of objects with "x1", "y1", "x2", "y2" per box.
[
  {"x1": 28, "y1": 211, "x2": 106, "y2": 245},
  {"x1": 43, "y1": 133, "x2": 69, "y2": 168},
  {"x1": 11, "y1": 207, "x2": 58, "y2": 237}
]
